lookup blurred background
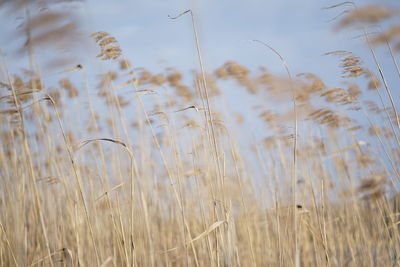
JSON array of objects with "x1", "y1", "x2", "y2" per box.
[{"x1": 1, "y1": 0, "x2": 399, "y2": 80}]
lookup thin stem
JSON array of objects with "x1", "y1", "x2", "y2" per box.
[{"x1": 251, "y1": 39, "x2": 299, "y2": 266}]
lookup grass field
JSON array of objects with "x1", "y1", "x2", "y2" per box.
[{"x1": 1, "y1": 1, "x2": 400, "y2": 266}]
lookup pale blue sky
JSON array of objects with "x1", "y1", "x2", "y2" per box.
[
  {"x1": 0, "y1": 0, "x2": 399, "y2": 85},
  {"x1": 1, "y1": 0, "x2": 399, "y2": 138},
  {"x1": 1, "y1": 0, "x2": 399, "y2": 186},
  {"x1": 79, "y1": 0, "x2": 400, "y2": 86}
]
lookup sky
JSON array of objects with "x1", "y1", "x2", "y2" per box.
[
  {"x1": 78, "y1": 0, "x2": 400, "y2": 86},
  {"x1": 78, "y1": 0, "x2": 400, "y2": 179},
  {"x1": 0, "y1": 0, "x2": 398, "y2": 85},
  {"x1": 0, "y1": 0, "x2": 399, "y2": 139},
  {"x1": 0, "y1": 0, "x2": 399, "y2": 187}
]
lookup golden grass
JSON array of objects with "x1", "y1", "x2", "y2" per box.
[{"x1": 0, "y1": 1, "x2": 400, "y2": 266}]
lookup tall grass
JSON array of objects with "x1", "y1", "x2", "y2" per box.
[{"x1": 0, "y1": 1, "x2": 400, "y2": 266}]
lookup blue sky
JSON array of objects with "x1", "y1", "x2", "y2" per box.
[
  {"x1": 1, "y1": 0, "x2": 399, "y2": 137},
  {"x1": 78, "y1": 0, "x2": 400, "y2": 85},
  {"x1": 1, "y1": 0, "x2": 399, "y2": 134},
  {"x1": 0, "y1": 0, "x2": 399, "y2": 187},
  {"x1": 0, "y1": 0, "x2": 398, "y2": 85}
]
